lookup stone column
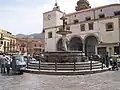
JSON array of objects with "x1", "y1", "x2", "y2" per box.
[
  {"x1": 62, "y1": 35, "x2": 68, "y2": 51},
  {"x1": 83, "y1": 41, "x2": 85, "y2": 53},
  {"x1": 95, "y1": 46, "x2": 98, "y2": 55}
]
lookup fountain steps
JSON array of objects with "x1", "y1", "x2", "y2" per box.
[
  {"x1": 27, "y1": 61, "x2": 106, "y2": 71},
  {"x1": 28, "y1": 63, "x2": 103, "y2": 69}
]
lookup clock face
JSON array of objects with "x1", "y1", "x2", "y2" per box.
[{"x1": 47, "y1": 15, "x2": 51, "y2": 20}]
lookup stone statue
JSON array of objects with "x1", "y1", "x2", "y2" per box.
[
  {"x1": 62, "y1": 36, "x2": 68, "y2": 51},
  {"x1": 56, "y1": 12, "x2": 72, "y2": 51}
]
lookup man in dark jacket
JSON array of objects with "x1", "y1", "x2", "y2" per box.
[
  {"x1": 5, "y1": 57, "x2": 11, "y2": 75},
  {"x1": 0, "y1": 57, "x2": 6, "y2": 74}
]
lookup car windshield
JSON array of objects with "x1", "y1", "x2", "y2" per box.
[{"x1": 14, "y1": 55, "x2": 25, "y2": 62}]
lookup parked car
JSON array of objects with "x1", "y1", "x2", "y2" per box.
[
  {"x1": 23, "y1": 55, "x2": 38, "y2": 64},
  {"x1": 11, "y1": 55, "x2": 26, "y2": 74},
  {"x1": 29, "y1": 58, "x2": 39, "y2": 64}
]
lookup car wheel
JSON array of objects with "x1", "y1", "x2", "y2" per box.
[{"x1": 19, "y1": 70, "x2": 23, "y2": 74}]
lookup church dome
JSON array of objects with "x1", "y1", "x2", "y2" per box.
[
  {"x1": 76, "y1": 0, "x2": 91, "y2": 11},
  {"x1": 77, "y1": 0, "x2": 89, "y2": 3}
]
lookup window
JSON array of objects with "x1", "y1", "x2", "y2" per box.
[
  {"x1": 65, "y1": 21, "x2": 67, "y2": 25},
  {"x1": 88, "y1": 23, "x2": 94, "y2": 30},
  {"x1": 66, "y1": 26, "x2": 70, "y2": 30},
  {"x1": 114, "y1": 11, "x2": 120, "y2": 16},
  {"x1": 4, "y1": 41, "x2": 6, "y2": 46},
  {"x1": 99, "y1": 14, "x2": 105, "y2": 18},
  {"x1": 97, "y1": 47, "x2": 106, "y2": 55},
  {"x1": 34, "y1": 44, "x2": 36, "y2": 47},
  {"x1": 74, "y1": 19, "x2": 79, "y2": 24},
  {"x1": 59, "y1": 27, "x2": 63, "y2": 31},
  {"x1": 47, "y1": 15, "x2": 51, "y2": 20},
  {"x1": 48, "y1": 32, "x2": 52, "y2": 38},
  {"x1": 86, "y1": 17, "x2": 91, "y2": 21},
  {"x1": 1, "y1": 41, "x2": 3, "y2": 44},
  {"x1": 80, "y1": 24, "x2": 85, "y2": 31},
  {"x1": 13, "y1": 40, "x2": 15, "y2": 45},
  {"x1": 7, "y1": 42, "x2": 9, "y2": 47},
  {"x1": 0, "y1": 34, "x2": 3, "y2": 39},
  {"x1": 106, "y1": 22, "x2": 114, "y2": 31},
  {"x1": 114, "y1": 46, "x2": 119, "y2": 54},
  {"x1": 22, "y1": 48, "x2": 24, "y2": 52},
  {"x1": 74, "y1": 15, "x2": 76, "y2": 17}
]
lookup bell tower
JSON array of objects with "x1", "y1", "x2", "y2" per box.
[
  {"x1": 53, "y1": 0, "x2": 60, "y2": 11},
  {"x1": 75, "y1": 0, "x2": 91, "y2": 11},
  {"x1": 43, "y1": 0, "x2": 64, "y2": 52}
]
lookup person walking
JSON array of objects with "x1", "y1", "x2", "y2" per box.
[
  {"x1": 0, "y1": 56, "x2": 6, "y2": 74},
  {"x1": 112, "y1": 55, "x2": 119, "y2": 71},
  {"x1": 105, "y1": 52, "x2": 109, "y2": 68},
  {"x1": 5, "y1": 57, "x2": 11, "y2": 75}
]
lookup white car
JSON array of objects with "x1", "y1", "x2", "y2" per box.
[{"x1": 29, "y1": 58, "x2": 39, "y2": 64}]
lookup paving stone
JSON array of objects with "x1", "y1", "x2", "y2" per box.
[{"x1": 0, "y1": 71, "x2": 120, "y2": 90}]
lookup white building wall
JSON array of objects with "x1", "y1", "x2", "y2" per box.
[
  {"x1": 43, "y1": 11, "x2": 56, "y2": 29},
  {"x1": 95, "y1": 6, "x2": 120, "y2": 19},
  {"x1": 78, "y1": 11, "x2": 94, "y2": 22},
  {"x1": 44, "y1": 4, "x2": 120, "y2": 53},
  {"x1": 66, "y1": 4, "x2": 120, "y2": 25},
  {"x1": 45, "y1": 28, "x2": 57, "y2": 52},
  {"x1": 56, "y1": 11, "x2": 63, "y2": 26},
  {"x1": 66, "y1": 10, "x2": 94, "y2": 24},
  {"x1": 97, "y1": 18, "x2": 119, "y2": 43}
]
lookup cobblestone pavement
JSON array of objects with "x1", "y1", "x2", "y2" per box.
[{"x1": 0, "y1": 71, "x2": 120, "y2": 90}]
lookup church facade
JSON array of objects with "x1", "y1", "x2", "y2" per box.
[{"x1": 43, "y1": 0, "x2": 120, "y2": 56}]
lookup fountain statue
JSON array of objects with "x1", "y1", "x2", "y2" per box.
[{"x1": 56, "y1": 13, "x2": 72, "y2": 51}]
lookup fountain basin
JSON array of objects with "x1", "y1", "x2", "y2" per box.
[
  {"x1": 56, "y1": 30, "x2": 72, "y2": 35},
  {"x1": 43, "y1": 51, "x2": 87, "y2": 63}
]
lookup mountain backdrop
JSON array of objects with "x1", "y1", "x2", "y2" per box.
[{"x1": 16, "y1": 33, "x2": 43, "y2": 39}]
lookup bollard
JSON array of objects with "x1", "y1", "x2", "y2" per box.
[
  {"x1": 55, "y1": 58, "x2": 57, "y2": 71},
  {"x1": 46, "y1": 56, "x2": 48, "y2": 62},
  {"x1": 90, "y1": 56, "x2": 92, "y2": 70},
  {"x1": 101, "y1": 58, "x2": 103, "y2": 69},
  {"x1": 27, "y1": 56, "x2": 29, "y2": 69},
  {"x1": 73, "y1": 57, "x2": 76, "y2": 71},
  {"x1": 38, "y1": 56, "x2": 41, "y2": 71}
]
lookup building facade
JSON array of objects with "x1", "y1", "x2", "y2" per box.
[
  {"x1": 43, "y1": 0, "x2": 120, "y2": 56},
  {"x1": 16, "y1": 37, "x2": 44, "y2": 55},
  {"x1": 0, "y1": 29, "x2": 16, "y2": 53}
]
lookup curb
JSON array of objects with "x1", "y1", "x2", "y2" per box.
[{"x1": 24, "y1": 68, "x2": 109, "y2": 75}]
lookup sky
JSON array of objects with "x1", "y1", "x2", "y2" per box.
[{"x1": 0, "y1": 0, "x2": 119, "y2": 35}]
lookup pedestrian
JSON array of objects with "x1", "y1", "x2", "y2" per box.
[
  {"x1": 0, "y1": 56, "x2": 6, "y2": 74},
  {"x1": 112, "y1": 55, "x2": 119, "y2": 71},
  {"x1": 5, "y1": 57, "x2": 11, "y2": 75},
  {"x1": 105, "y1": 52, "x2": 109, "y2": 68}
]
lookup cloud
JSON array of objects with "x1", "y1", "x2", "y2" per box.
[
  {"x1": 0, "y1": 0, "x2": 51, "y2": 7},
  {"x1": 0, "y1": 0, "x2": 119, "y2": 35}
]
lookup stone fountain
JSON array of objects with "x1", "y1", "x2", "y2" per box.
[
  {"x1": 56, "y1": 13, "x2": 72, "y2": 51},
  {"x1": 43, "y1": 13, "x2": 85, "y2": 63}
]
